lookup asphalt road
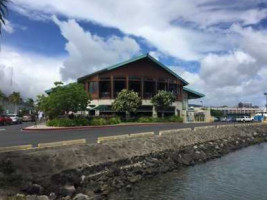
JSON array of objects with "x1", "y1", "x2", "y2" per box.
[{"x1": 0, "y1": 122, "x2": 230, "y2": 147}]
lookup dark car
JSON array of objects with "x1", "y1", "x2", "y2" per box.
[{"x1": 0, "y1": 115, "x2": 12, "y2": 125}]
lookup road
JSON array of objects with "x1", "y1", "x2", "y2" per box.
[{"x1": 0, "y1": 122, "x2": 229, "y2": 147}]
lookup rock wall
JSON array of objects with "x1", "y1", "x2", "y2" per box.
[{"x1": 1, "y1": 124, "x2": 267, "y2": 199}]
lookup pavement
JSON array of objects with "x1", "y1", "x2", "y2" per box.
[{"x1": 0, "y1": 121, "x2": 230, "y2": 148}]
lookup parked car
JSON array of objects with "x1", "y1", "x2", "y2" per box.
[
  {"x1": 236, "y1": 116, "x2": 254, "y2": 123},
  {"x1": 7, "y1": 114, "x2": 22, "y2": 124},
  {"x1": 22, "y1": 114, "x2": 35, "y2": 122},
  {"x1": 226, "y1": 117, "x2": 236, "y2": 122},
  {"x1": 0, "y1": 115, "x2": 12, "y2": 125}
]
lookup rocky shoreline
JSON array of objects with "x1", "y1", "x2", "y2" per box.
[{"x1": 1, "y1": 124, "x2": 267, "y2": 200}]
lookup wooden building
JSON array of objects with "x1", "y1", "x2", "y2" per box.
[{"x1": 77, "y1": 53, "x2": 204, "y2": 118}]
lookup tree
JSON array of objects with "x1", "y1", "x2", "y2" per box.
[
  {"x1": 210, "y1": 109, "x2": 224, "y2": 118},
  {"x1": 0, "y1": 0, "x2": 8, "y2": 34},
  {"x1": 8, "y1": 92, "x2": 21, "y2": 114},
  {"x1": 151, "y1": 90, "x2": 175, "y2": 118},
  {"x1": 0, "y1": 89, "x2": 5, "y2": 100},
  {"x1": 39, "y1": 82, "x2": 91, "y2": 119},
  {"x1": 0, "y1": 104, "x2": 3, "y2": 114},
  {"x1": 26, "y1": 98, "x2": 34, "y2": 107},
  {"x1": 112, "y1": 89, "x2": 142, "y2": 121}
]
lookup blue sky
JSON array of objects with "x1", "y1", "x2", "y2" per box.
[{"x1": 0, "y1": 0, "x2": 267, "y2": 107}]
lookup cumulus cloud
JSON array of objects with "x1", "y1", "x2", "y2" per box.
[
  {"x1": 53, "y1": 16, "x2": 140, "y2": 81},
  {"x1": 0, "y1": 46, "x2": 63, "y2": 99},
  {"x1": 8, "y1": 0, "x2": 267, "y2": 106},
  {"x1": 12, "y1": 0, "x2": 264, "y2": 60}
]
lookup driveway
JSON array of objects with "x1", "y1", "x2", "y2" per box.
[{"x1": 0, "y1": 122, "x2": 228, "y2": 147}]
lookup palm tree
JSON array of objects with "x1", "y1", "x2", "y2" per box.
[
  {"x1": 8, "y1": 92, "x2": 21, "y2": 114},
  {"x1": 0, "y1": 0, "x2": 8, "y2": 34},
  {"x1": 26, "y1": 98, "x2": 34, "y2": 107}
]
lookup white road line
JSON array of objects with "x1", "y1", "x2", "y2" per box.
[{"x1": 0, "y1": 129, "x2": 6, "y2": 132}]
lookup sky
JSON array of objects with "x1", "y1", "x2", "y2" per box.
[{"x1": 0, "y1": 0, "x2": 267, "y2": 107}]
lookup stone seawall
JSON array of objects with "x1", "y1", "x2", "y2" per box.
[{"x1": 1, "y1": 124, "x2": 267, "y2": 199}]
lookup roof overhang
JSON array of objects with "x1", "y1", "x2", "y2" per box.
[
  {"x1": 184, "y1": 87, "x2": 205, "y2": 99},
  {"x1": 77, "y1": 53, "x2": 189, "y2": 86}
]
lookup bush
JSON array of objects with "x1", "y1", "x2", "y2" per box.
[
  {"x1": 137, "y1": 116, "x2": 183, "y2": 123},
  {"x1": 47, "y1": 117, "x2": 90, "y2": 127},
  {"x1": 73, "y1": 117, "x2": 90, "y2": 126},
  {"x1": 108, "y1": 117, "x2": 121, "y2": 125},
  {"x1": 90, "y1": 118, "x2": 108, "y2": 126},
  {"x1": 138, "y1": 117, "x2": 155, "y2": 123},
  {"x1": 166, "y1": 116, "x2": 183, "y2": 123}
]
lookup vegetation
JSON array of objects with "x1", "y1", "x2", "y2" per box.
[
  {"x1": 0, "y1": 105, "x2": 3, "y2": 114},
  {"x1": 47, "y1": 117, "x2": 90, "y2": 127},
  {"x1": 38, "y1": 82, "x2": 91, "y2": 119},
  {"x1": 211, "y1": 109, "x2": 224, "y2": 118},
  {"x1": 151, "y1": 90, "x2": 175, "y2": 118},
  {"x1": 47, "y1": 116, "x2": 122, "y2": 127},
  {"x1": 0, "y1": 0, "x2": 8, "y2": 34},
  {"x1": 8, "y1": 92, "x2": 22, "y2": 114},
  {"x1": 112, "y1": 89, "x2": 142, "y2": 121},
  {"x1": 138, "y1": 116, "x2": 183, "y2": 123}
]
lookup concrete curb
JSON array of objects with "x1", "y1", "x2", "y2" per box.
[
  {"x1": 22, "y1": 122, "x2": 181, "y2": 132},
  {"x1": 159, "y1": 128, "x2": 192, "y2": 136},
  {"x1": 0, "y1": 144, "x2": 33, "y2": 153},
  {"x1": 194, "y1": 126, "x2": 216, "y2": 130},
  {"x1": 97, "y1": 132, "x2": 155, "y2": 144},
  {"x1": 217, "y1": 124, "x2": 235, "y2": 128},
  {"x1": 38, "y1": 139, "x2": 86, "y2": 148}
]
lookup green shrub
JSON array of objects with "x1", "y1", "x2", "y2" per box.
[
  {"x1": 166, "y1": 116, "x2": 183, "y2": 123},
  {"x1": 90, "y1": 118, "x2": 108, "y2": 126},
  {"x1": 108, "y1": 117, "x2": 121, "y2": 125},
  {"x1": 73, "y1": 117, "x2": 90, "y2": 126},
  {"x1": 47, "y1": 117, "x2": 89, "y2": 127},
  {"x1": 138, "y1": 117, "x2": 155, "y2": 123}
]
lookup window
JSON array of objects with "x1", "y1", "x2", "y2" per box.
[{"x1": 89, "y1": 82, "x2": 98, "y2": 93}]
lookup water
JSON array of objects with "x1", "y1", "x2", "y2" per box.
[{"x1": 109, "y1": 143, "x2": 267, "y2": 200}]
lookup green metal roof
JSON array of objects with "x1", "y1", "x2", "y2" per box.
[
  {"x1": 183, "y1": 87, "x2": 205, "y2": 99},
  {"x1": 78, "y1": 53, "x2": 189, "y2": 85}
]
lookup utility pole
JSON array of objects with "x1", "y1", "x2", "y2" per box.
[{"x1": 264, "y1": 93, "x2": 267, "y2": 112}]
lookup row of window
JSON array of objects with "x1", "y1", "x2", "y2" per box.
[{"x1": 88, "y1": 81, "x2": 181, "y2": 96}]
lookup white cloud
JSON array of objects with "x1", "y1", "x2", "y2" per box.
[
  {"x1": 8, "y1": 0, "x2": 267, "y2": 106},
  {"x1": 53, "y1": 16, "x2": 140, "y2": 81},
  {"x1": 0, "y1": 46, "x2": 63, "y2": 99},
  {"x1": 12, "y1": 0, "x2": 265, "y2": 60},
  {"x1": 2, "y1": 20, "x2": 14, "y2": 34}
]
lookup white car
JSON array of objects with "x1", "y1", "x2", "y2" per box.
[
  {"x1": 7, "y1": 114, "x2": 22, "y2": 124},
  {"x1": 236, "y1": 116, "x2": 254, "y2": 123}
]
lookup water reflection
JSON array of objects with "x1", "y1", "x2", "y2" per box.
[{"x1": 109, "y1": 143, "x2": 267, "y2": 200}]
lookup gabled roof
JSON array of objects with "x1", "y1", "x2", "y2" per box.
[
  {"x1": 183, "y1": 87, "x2": 205, "y2": 99},
  {"x1": 78, "y1": 53, "x2": 189, "y2": 85}
]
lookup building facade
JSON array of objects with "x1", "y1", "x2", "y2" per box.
[{"x1": 77, "y1": 54, "x2": 204, "y2": 119}]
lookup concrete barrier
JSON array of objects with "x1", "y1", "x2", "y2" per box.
[
  {"x1": 129, "y1": 132, "x2": 154, "y2": 138},
  {"x1": 38, "y1": 139, "x2": 86, "y2": 148},
  {"x1": 217, "y1": 124, "x2": 235, "y2": 128},
  {"x1": 159, "y1": 128, "x2": 192, "y2": 136},
  {"x1": 194, "y1": 126, "x2": 216, "y2": 131},
  {"x1": 0, "y1": 145, "x2": 33, "y2": 153},
  {"x1": 98, "y1": 132, "x2": 155, "y2": 143},
  {"x1": 97, "y1": 134, "x2": 130, "y2": 144}
]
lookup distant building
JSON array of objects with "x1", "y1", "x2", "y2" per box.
[{"x1": 210, "y1": 106, "x2": 262, "y2": 117}]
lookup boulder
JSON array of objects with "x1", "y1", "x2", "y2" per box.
[{"x1": 73, "y1": 193, "x2": 90, "y2": 200}]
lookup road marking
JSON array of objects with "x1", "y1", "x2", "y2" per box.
[{"x1": 0, "y1": 129, "x2": 5, "y2": 132}]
